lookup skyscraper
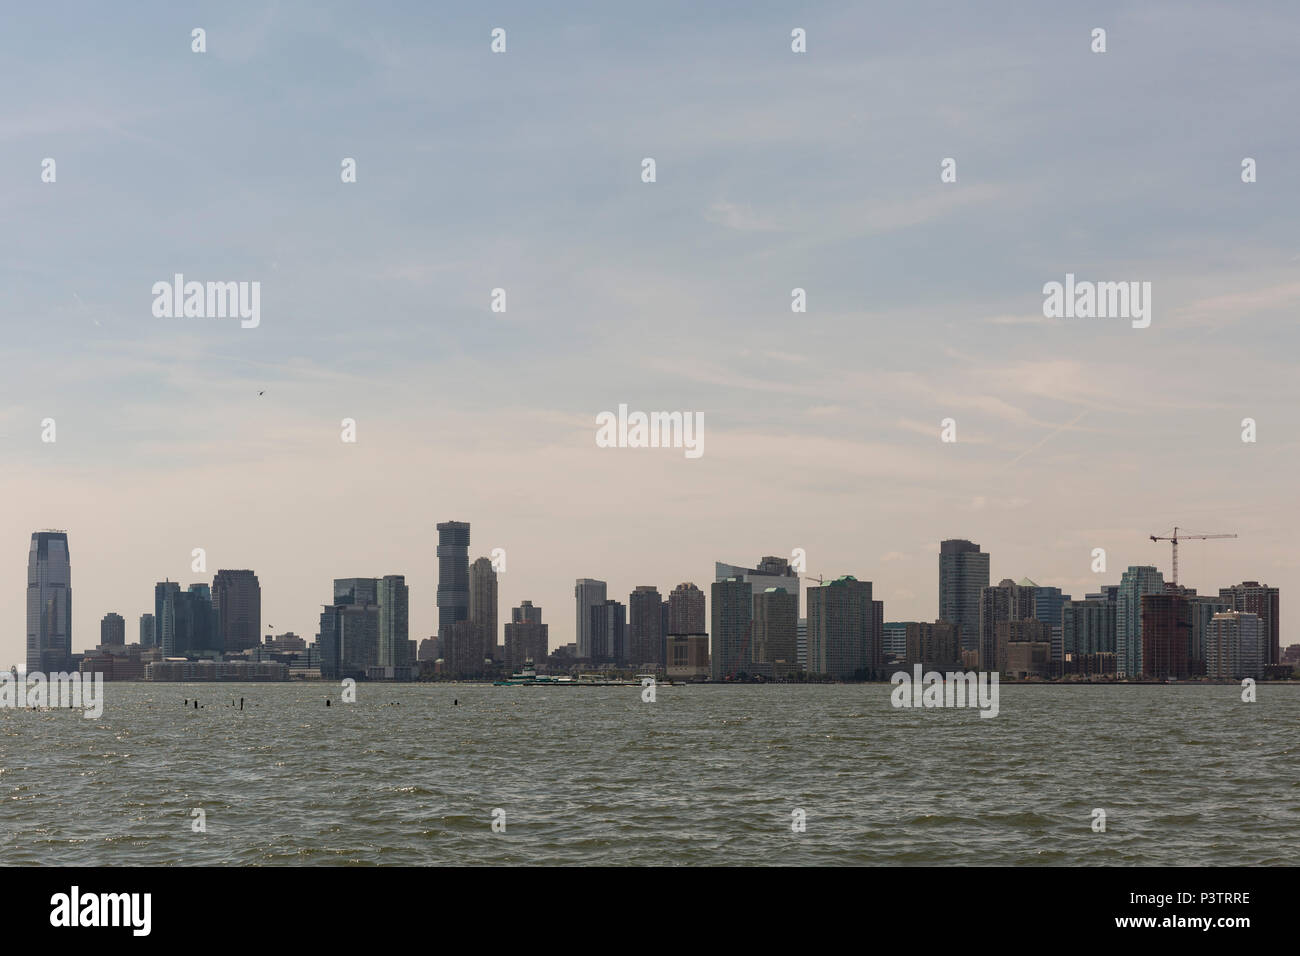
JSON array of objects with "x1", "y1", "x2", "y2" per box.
[
  {"x1": 590, "y1": 599, "x2": 627, "y2": 665},
  {"x1": 668, "y1": 582, "x2": 706, "y2": 635},
  {"x1": 715, "y1": 556, "x2": 802, "y2": 622},
  {"x1": 1062, "y1": 599, "x2": 1117, "y2": 656},
  {"x1": 100, "y1": 612, "x2": 125, "y2": 646},
  {"x1": 154, "y1": 581, "x2": 180, "y2": 648},
  {"x1": 1140, "y1": 592, "x2": 1191, "y2": 680},
  {"x1": 574, "y1": 578, "x2": 607, "y2": 659},
  {"x1": 978, "y1": 578, "x2": 1036, "y2": 671},
  {"x1": 939, "y1": 539, "x2": 989, "y2": 654},
  {"x1": 1116, "y1": 565, "x2": 1165, "y2": 677},
  {"x1": 1205, "y1": 610, "x2": 1265, "y2": 680},
  {"x1": 806, "y1": 575, "x2": 878, "y2": 679},
  {"x1": 711, "y1": 577, "x2": 753, "y2": 679},
  {"x1": 212, "y1": 569, "x2": 261, "y2": 653},
  {"x1": 504, "y1": 602, "x2": 548, "y2": 671},
  {"x1": 1218, "y1": 582, "x2": 1280, "y2": 666},
  {"x1": 139, "y1": 612, "x2": 155, "y2": 648},
  {"x1": 628, "y1": 585, "x2": 665, "y2": 670},
  {"x1": 752, "y1": 586, "x2": 798, "y2": 672},
  {"x1": 27, "y1": 530, "x2": 72, "y2": 673},
  {"x1": 161, "y1": 584, "x2": 220, "y2": 656},
  {"x1": 377, "y1": 574, "x2": 410, "y2": 672},
  {"x1": 436, "y1": 521, "x2": 471, "y2": 631},
  {"x1": 469, "y1": 557, "x2": 499, "y2": 658}
]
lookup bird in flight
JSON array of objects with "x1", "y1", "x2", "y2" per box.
[{"x1": 257, "y1": 390, "x2": 265, "y2": 396}]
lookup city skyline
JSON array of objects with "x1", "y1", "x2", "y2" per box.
[
  {"x1": 8, "y1": 524, "x2": 1286, "y2": 670},
  {"x1": 5, "y1": 3, "x2": 1298, "y2": 669}
]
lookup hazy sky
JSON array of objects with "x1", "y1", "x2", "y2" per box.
[{"x1": 4, "y1": 1, "x2": 1299, "y2": 663}]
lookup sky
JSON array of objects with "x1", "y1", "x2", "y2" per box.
[{"x1": 3, "y1": 0, "x2": 1299, "y2": 662}]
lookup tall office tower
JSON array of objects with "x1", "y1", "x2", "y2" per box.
[
  {"x1": 806, "y1": 575, "x2": 877, "y2": 679},
  {"x1": 872, "y1": 600, "x2": 884, "y2": 664},
  {"x1": 882, "y1": 622, "x2": 913, "y2": 661},
  {"x1": 469, "y1": 557, "x2": 499, "y2": 660},
  {"x1": 590, "y1": 599, "x2": 627, "y2": 665},
  {"x1": 715, "y1": 556, "x2": 802, "y2": 622},
  {"x1": 139, "y1": 613, "x2": 155, "y2": 648},
  {"x1": 504, "y1": 603, "x2": 549, "y2": 672},
  {"x1": 436, "y1": 521, "x2": 471, "y2": 632},
  {"x1": 1205, "y1": 610, "x2": 1265, "y2": 680},
  {"x1": 513, "y1": 600, "x2": 543, "y2": 625},
  {"x1": 1062, "y1": 599, "x2": 1117, "y2": 657},
  {"x1": 797, "y1": 618, "x2": 808, "y2": 670},
  {"x1": 212, "y1": 569, "x2": 261, "y2": 653},
  {"x1": 442, "y1": 620, "x2": 485, "y2": 677},
  {"x1": 1187, "y1": 595, "x2": 1230, "y2": 675},
  {"x1": 574, "y1": 578, "x2": 607, "y2": 660},
  {"x1": 161, "y1": 585, "x2": 220, "y2": 657},
  {"x1": 1140, "y1": 592, "x2": 1191, "y2": 680},
  {"x1": 752, "y1": 586, "x2": 798, "y2": 669},
  {"x1": 377, "y1": 575, "x2": 410, "y2": 670},
  {"x1": 978, "y1": 579, "x2": 1034, "y2": 672},
  {"x1": 905, "y1": 621, "x2": 962, "y2": 671},
  {"x1": 668, "y1": 582, "x2": 706, "y2": 635},
  {"x1": 334, "y1": 577, "x2": 379, "y2": 606},
  {"x1": 154, "y1": 581, "x2": 180, "y2": 648},
  {"x1": 710, "y1": 577, "x2": 753, "y2": 679},
  {"x1": 628, "y1": 586, "x2": 665, "y2": 670},
  {"x1": 1116, "y1": 566, "x2": 1165, "y2": 677},
  {"x1": 939, "y1": 539, "x2": 989, "y2": 654},
  {"x1": 100, "y1": 612, "x2": 126, "y2": 646},
  {"x1": 27, "y1": 530, "x2": 72, "y2": 673},
  {"x1": 1218, "y1": 582, "x2": 1280, "y2": 665}
]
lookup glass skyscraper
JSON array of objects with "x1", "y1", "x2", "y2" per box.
[{"x1": 27, "y1": 530, "x2": 72, "y2": 673}]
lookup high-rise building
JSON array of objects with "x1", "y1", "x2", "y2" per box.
[
  {"x1": 161, "y1": 585, "x2": 220, "y2": 657},
  {"x1": 978, "y1": 578, "x2": 1034, "y2": 671},
  {"x1": 752, "y1": 586, "x2": 798, "y2": 671},
  {"x1": 1031, "y1": 582, "x2": 1070, "y2": 674},
  {"x1": 628, "y1": 586, "x2": 665, "y2": 670},
  {"x1": 574, "y1": 578, "x2": 607, "y2": 660},
  {"x1": 334, "y1": 577, "x2": 379, "y2": 606},
  {"x1": 212, "y1": 569, "x2": 261, "y2": 653},
  {"x1": 1205, "y1": 610, "x2": 1265, "y2": 680},
  {"x1": 377, "y1": 574, "x2": 410, "y2": 671},
  {"x1": 442, "y1": 619, "x2": 485, "y2": 677},
  {"x1": 27, "y1": 530, "x2": 72, "y2": 673},
  {"x1": 939, "y1": 539, "x2": 989, "y2": 654},
  {"x1": 590, "y1": 599, "x2": 627, "y2": 665},
  {"x1": 436, "y1": 521, "x2": 471, "y2": 632},
  {"x1": 1062, "y1": 599, "x2": 1117, "y2": 657},
  {"x1": 711, "y1": 577, "x2": 753, "y2": 679},
  {"x1": 797, "y1": 618, "x2": 808, "y2": 670},
  {"x1": 1218, "y1": 582, "x2": 1280, "y2": 665},
  {"x1": 504, "y1": 602, "x2": 548, "y2": 672},
  {"x1": 469, "y1": 557, "x2": 499, "y2": 658},
  {"x1": 715, "y1": 557, "x2": 802, "y2": 622},
  {"x1": 905, "y1": 621, "x2": 961, "y2": 671},
  {"x1": 668, "y1": 582, "x2": 706, "y2": 636},
  {"x1": 1140, "y1": 592, "x2": 1191, "y2": 680},
  {"x1": 100, "y1": 612, "x2": 126, "y2": 646},
  {"x1": 154, "y1": 581, "x2": 180, "y2": 648},
  {"x1": 806, "y1": 575, "x2": 878, "y2": 679},
  {"x1": 139, "y1": 613, "x2": 155, "y2": 648},
  {"x1": 1117, "y1": 566, "x2": 1165, "y2": 677}
]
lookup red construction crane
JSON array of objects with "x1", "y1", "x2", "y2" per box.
[{"x1": 1148, "y1": 527, "x2": 1237, "y2": 586}]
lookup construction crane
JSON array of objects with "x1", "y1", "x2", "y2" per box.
[{"x1": 1149, "y1": 527, "x2": 1236, "y2": 586}]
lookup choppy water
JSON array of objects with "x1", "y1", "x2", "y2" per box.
[{"x1": 1, "y1": 682, "x2": 1296, "y2": 865}]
